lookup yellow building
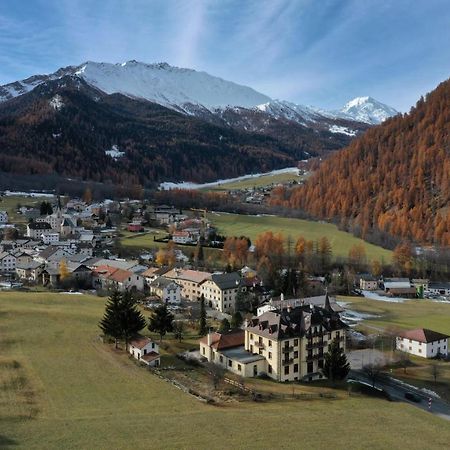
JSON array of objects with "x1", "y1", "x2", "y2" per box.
[{"x1": 200, "y1": 296, "x2": 347, "y2": 382}]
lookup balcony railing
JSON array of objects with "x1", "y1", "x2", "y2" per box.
[
  {"x1": 306, "y1": 341, "x2": 326, "y2": 350},
  {"x1": 306, "y1": 353, "x2": 324, "y2": 361},
  {"x1": 254, "y1": 342, "x2": 265, "y2": 349},
  {"x1": 283, "y1": 346, "x2": 294, "y2": 352},
  {"x1": 282, "y1": 358, "x2": 294, "y2": 366}
]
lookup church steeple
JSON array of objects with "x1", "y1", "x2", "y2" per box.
[{"x1": 324, "y1": 289, "x2": 333, "y2": 313}]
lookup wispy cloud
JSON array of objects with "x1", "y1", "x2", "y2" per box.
[{"x1": 0, "y1": 0, "x2": 449, "y2": 111}]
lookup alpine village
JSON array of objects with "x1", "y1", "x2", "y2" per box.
[{"x1": 1, "y1": 2, "x2": 450, "y2": 449}]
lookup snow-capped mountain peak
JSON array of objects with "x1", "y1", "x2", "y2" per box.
[
  {"x1": 73, "y1": 60, "x2": 271, "y2": 111},
  {"x1": 0, "y1": 60, "x2": 397, "y2": 131},
  {"x1": 339, "y1": 96, "x2": 398, "y2": 124}
]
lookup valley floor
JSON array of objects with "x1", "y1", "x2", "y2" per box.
[{"x1": 1, "y1": 292, "x2": 450, "y2": 449}]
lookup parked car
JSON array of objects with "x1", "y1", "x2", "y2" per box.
[{"x1": 404, "y1": 392, "x2": 421, "y2": 403}]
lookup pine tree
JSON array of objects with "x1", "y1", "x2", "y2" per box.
[
  {"x1": 99, "y1": 291, "x2": 123, "y2": 349},
  {"x1": 324, "y1": 338, "x2": 350, "y2": 382},
  {"x1": 173, "y1": 321, "x2": 184, "y2": 343},
  {"x1": 120, "y1": 291, "x2": 146, "y2": 350},
  {"x1": 230, "y1": 311, "x2": 243, "y2": 329},
  {"x1": 219, "y1": 318, "x2": 231, "y2": 333},
  {"x1": 199, "y1": 294, "x2": 207, "y2": 336},
  {"x1": 148, "y1": 304, "x2": 174, "y2": 342}
]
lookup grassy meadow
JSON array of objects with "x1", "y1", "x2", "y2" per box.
[
  {"x1": 210, "y1": 212, "x2": 392, "y2": 262},
  {"x1": 205, "y1": 171, "x2": 306, "y2": 191},
  {"x1": 1, "y1": 291, "x2": 450, "y2": 449},
  {"x1": 341, "y1": 295, "x2": 450, "y2": 335},
  {"x1": 0, "y1": 195, "x2": 47, "y2": 225}
]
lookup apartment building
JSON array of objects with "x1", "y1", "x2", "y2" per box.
[
  {"x1": 163, "y1": 268, "x2": 211, "y2": 300},
  {"x1": 200, "y1": 272, "x2": 243, "y2": 313},
  {"x1": 200, "y1": 295, "x2": 347, "y2": 382},
  {"x1": 245, "y1": 305, "x2": 346, "y2": 381}
]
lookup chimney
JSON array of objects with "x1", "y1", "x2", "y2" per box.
[{"x1": 207, "y1": 331, "x2": 212, "y2": 347}]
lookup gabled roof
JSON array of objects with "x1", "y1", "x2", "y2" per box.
[
  {"x1": 107, "y1": 268, "x2": 133, "y2": 283},
  {"x1": 247, "y1": 304, "x2": 346, "y2": 340},
  {"x1": 0, "y1": 251, "x2": 14, "y2": 260},
  {"x1": 38, "y1": 246, "x2": 62, "y2": 260},
  {"x1": 141, "y1": 351, "x2": 160, "y2": 362},
  {"x1": 199, "y1": 330, "x2": 244, "y2": 350},
  {"x1": 16, "y1": 261, "x2": 44, "y2": 270},
  {"x1": 150, "y1": 276, "x2": 180, "y2": 289},
  {"x1": 130, "y1": 336, "x2": 154, "y2": 349},
  {"x1": 141, "y1": 267, "x2": 168, "y2": 278},
  {"x1": 398, "y1": 328, "x2": 449, "y2": 343},
  {"x1": 164, "y1": 268, "x2": 211, "y2": 284},
  {"x1": 207, "y1": 272, "x2": 242, "y2": 290},
  {"x1": 28, "y1": 222, "x2": 52, "y2": 230}
]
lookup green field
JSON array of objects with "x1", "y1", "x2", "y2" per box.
[
  {"x1": 1, "y1": 291, "x2": 450, "y2": 449},
  {"x1": 119, "y1": 229, "x2": 168, "y2": 250},
  {"x1": 205, "y1": 171, "x2": 306, "y2": 191},
  {"x1": 342, "y1": 295, "x2": 450, "y2": 335},
  {"x1": 210, "y1": 212, "x2": 392, "y2": 262},
  {"x1": 0, "y1": 195, "x2": 48, "y2": 225}
]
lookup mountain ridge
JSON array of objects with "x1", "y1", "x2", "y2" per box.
[{"x1": 0, "y1": 60, "x2": 397, "y2": 126}]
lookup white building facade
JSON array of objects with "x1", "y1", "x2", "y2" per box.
[{"x1": 396, "y1": 328, "x2": 449, "y2": 358}]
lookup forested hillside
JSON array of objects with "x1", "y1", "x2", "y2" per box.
[
  {"x1": 0, "y1": 77, "x2": 301, "y2": 187},
  {"x1": 270, "y1": 78, "x2": 450, "y2": 246}
]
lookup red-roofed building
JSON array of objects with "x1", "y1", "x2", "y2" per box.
[
  {"x1": 129, "y1": 336, "x2": 160, "y2": 367},
  {"x1": 396, "y1": 328, "x2": 449, "y2": 358},
  {"x1": 93, "y1": 265, "x2": 144, "y2": 292},
  {"x1": 199, "y1": 330, "x2": 266, "y2": 377}
]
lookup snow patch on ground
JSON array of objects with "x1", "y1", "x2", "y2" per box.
[
  {"x1": 49, "y1": 94, "x2": 64, "y2": 110},
  {"x1": 361, "y1": 290, "x2": 411, "y2": 303},
  {"x1": 159, "y1": 166, "x2": 300, "y2": 190},
  {"x1": 105, "y1": 145, "x2": 125, "y2": 160},
  {"x1": 328, "y1": 125, "x2": 356, "y2": 136},
  {"x1": 3, "y1": 190, "x2": 54, "y2": 198}
]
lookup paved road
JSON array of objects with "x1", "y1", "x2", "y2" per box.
[{"x1": 349, "y1": 370, "x2": 450, "y2": 421}]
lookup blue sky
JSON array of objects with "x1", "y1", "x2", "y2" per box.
[{"x1": 1, "y1": 0, "x2": 449, "y2": 111}]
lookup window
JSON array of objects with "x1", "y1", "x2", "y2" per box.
[
  {"x1": 250, "y1": 345, "x2": 253, "y2": 353},
  {"x1": 284, "y1": 366, "x2": 290, "y2": 375},
  {"x1": 238, "y1": 364, "x2": 242, "y2": 372},
  {"x1": 202, "y1": 347, "x2": 205, "y2": 355},
  {"x1": 294, "y1": 351, "x2": 299, "y2": 358},
  {"x1": 294, "y1": 364, "x2": 299, "y2": 373},
  {"x1": 294, "y1": 339, "x2": 299, "y2": 346},
  {"x1": 259, "y1": 349, "x2": 263, "y2": 355},
  {"x1": 268, "y1": 364, "x2": 272, "y2": 374},
  {"x1": 268, "y1": 340, "x2": 272, "y2": 347},
  {"x1": 220, "y1": 355, "x2": 223, "y2": 363},
  {"x1": 418, "y1": 349, "x2": 422, "y2": 353},
  {"x1": 250, "y1": 333, "x2": 253, "y2": 340},
  {"x1": 268, "y1": 352, "x2": 272, "y2": 359},
  {"x1": 228, "y1": 360, "x2": 232, "y2": 367}
]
